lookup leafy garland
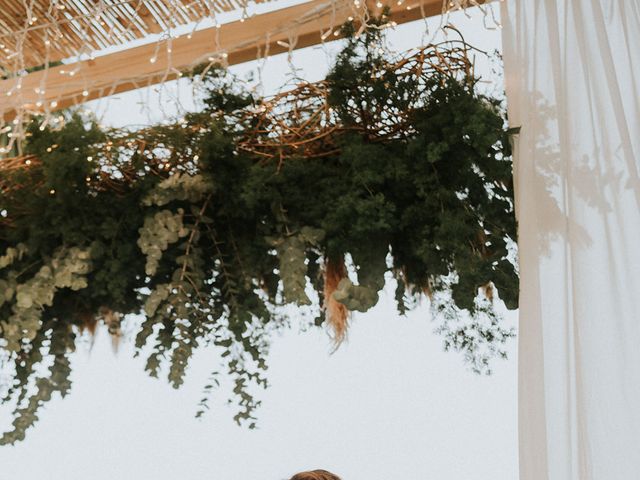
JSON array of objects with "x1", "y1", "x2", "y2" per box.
[{"x1": 0, "y1": 22, "x2": 517, "y2": 445}]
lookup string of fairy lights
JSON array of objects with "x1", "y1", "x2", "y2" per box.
[{"x1": 0, "y1": 0, "x2": 498, "y2": 158}]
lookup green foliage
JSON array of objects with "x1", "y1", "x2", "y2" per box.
[
  {"x1": 142, "y1": 172, "x2": 214, "y2": 207},
  {"x1": 0, "y1": 317, "x2": 75, "y2": 445},
  {"x1": 0, "y1": 244, "x2": 27, "y2": 269},
  {"x1": 431, "y1": 285, "x2": 515, "y2": 375},
  {"x1": 0, "y1": 24, "x2": 518, "y2": 444},
  {"x1": 268, "y1": 227, "x2": 325, "y2": 305},
  {"x1": 0, "y1": 247, "x2": 91, "y2": 352},
  {"x1": 137, "y1": 209, "x2": 189, "y2": 276}
]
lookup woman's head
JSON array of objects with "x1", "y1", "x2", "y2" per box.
[{"x1": 289, "y1": 469, "x2": 341, "y2": 480}]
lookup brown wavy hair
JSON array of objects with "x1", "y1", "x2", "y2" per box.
[{"x1": 289, "y1": 470, "x2": 341, "y2": 480}]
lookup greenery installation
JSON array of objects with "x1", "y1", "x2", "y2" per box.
[{"x1": 0, "y1": 21, "x2": 517, "y2": 445}]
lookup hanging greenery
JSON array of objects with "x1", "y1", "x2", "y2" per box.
[{"x1": 0, "y1": 20, "x2": 517, "y2": 445}]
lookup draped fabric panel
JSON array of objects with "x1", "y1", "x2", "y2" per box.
[{"x1": 501, "y1": 1, "x2": 640, "y2": 479}]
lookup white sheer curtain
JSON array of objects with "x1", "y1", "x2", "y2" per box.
[{"x1": 501, "y1": 1, "x2": 640, "y2": 479}]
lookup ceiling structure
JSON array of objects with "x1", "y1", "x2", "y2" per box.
[
  {"x1": 0, "y1": 0, "x2": 491, "y2": 133},
  {"x1": 0, "y1": 0, "x2": 264, "y2": 70}
]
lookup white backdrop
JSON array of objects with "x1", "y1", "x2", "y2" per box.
[{"x1": 502, "y1": 1, "x2": 640, "y2": 479}]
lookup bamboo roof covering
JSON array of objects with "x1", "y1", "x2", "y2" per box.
[{"x1": 0, "y1": 0, "x2": 265, "y2": 71}]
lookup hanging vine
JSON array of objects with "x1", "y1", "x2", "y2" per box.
[{"x1": 0, "y1": 21, "x2": 517, "y2": 445}]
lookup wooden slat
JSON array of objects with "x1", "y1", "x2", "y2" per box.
[{"x1": 0, "y1": 0, "x2": 489, "y2": 120}]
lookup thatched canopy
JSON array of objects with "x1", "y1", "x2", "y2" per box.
[{"x1": 0, "y1": 0, "x2": 265, "y2": 71}]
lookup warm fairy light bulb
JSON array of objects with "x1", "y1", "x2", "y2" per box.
[
  {"x1": 87, "y1": 156, "x2": 93, "y2": 161},
  {"x1": 25, "y1": 159, "x2": 31, "y2": 165},
  {"x1": 82, "y1": 90, "x2": 89, "y2": 97},
  {"x1": 150, "y1": 56, "x2": 157, "y2": 63},
  {"x1": 51, "y1": 101, "x2": 58, "y2": 108},
  {"x1": 376, "y1": 1, "x2": 383, "y2": 7},
  {"x1": 49, "y1": 189, "x2": 55, "y2": 195}
]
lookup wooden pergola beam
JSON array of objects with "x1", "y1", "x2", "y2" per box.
[{"x1": 0, "y1": 0, "x2": 485, "y2": 121}]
